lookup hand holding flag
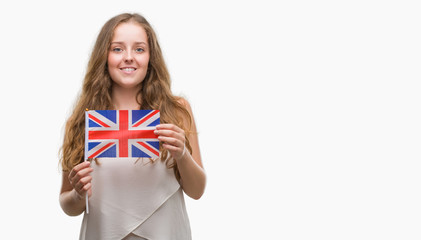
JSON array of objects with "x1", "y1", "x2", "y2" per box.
[
  {"x1": 155, "y1": 123, "x2": 187, "y2": 161},
  {"x1": 67, "y1": 161, "x2": 93, "y2": 200}
]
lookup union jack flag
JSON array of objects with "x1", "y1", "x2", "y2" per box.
[{"x1": 84, "y1": 110, "x2": 160, "y2": 159}]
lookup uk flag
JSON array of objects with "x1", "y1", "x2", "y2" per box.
[{"x1": 84, "y1": 110, "x2": 160, "y2": 159}]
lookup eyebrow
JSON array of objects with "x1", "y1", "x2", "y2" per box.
[{"x1": 110, "y1": 41, "x2": 147, "y2": 45}]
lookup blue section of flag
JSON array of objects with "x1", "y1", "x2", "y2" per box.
[
  {"x1": 89, "y1": 119, "x2": 101, "y2": 128},
  {"x1": 147, "y1": 118, "x2": 160, "y2": 127},
  {"x1": 88, "y1": 142, "x2": 101, "y2": 149},
  {"x1": 131, "y1": 110, "x2": 151, "y2": 124},
  {"x1": 132, "y1": 145, "x2": 151, "y2": 157},
  {"x1": 97, "y1": 145, "x2": 116, "y2": 158},
  {"x1": 147, "y1": 141, "x2": 160, "y2": 149},
  {"x1": 96, "y1": 110, "x2": 117, "y2": 124}
]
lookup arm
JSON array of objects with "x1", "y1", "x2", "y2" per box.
[
  {"x1": 155, "y1": 99, "x2": 206, "y2": 199},
  {"x1": 59, "y1": 161, "x2": 93, "y2": 216}
]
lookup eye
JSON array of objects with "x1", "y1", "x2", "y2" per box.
[
  {"x1": 135, "y1": 48, "x2": 144, "y2": 53},
  {"x1": 112, "y1": 47, "x2": 123, "y2": 52}
]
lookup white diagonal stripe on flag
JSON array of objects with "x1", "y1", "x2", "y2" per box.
[
  {"x1": 129, "y1": 139, "x2": 159, "y2": 158},
  {"x1": 130, "y1": 110, "x2": 160, "y2": 129},
  {"x1": 87, "y1": 140, "x2": 118, "y2": 158},
  {"x1": 88, "y1": 110, "x2": 119, "y2": 130}
]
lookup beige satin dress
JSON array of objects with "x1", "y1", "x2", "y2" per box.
[{"x1": 79, "y1": 158, "x2": 191, "y2": 240}]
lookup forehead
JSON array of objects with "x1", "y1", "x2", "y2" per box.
[{"x1": 112, "y1": 21, "x2": 148, "y2": 43}]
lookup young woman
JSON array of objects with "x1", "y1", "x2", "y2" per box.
[{"x1": 59, "y1": 13, "x2": 206, "y2": 240}]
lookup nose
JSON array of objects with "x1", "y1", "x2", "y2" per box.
[{"x1": 124, "y1": 50, "x2": 133, "y2": 62}]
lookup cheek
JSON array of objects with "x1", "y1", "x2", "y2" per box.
[
  {"x1": 107, "y1": 54, "x2": 119, "y2": 68},
  {"x1": 107, "y1": 55, "x2": 120, "y2": 80},
  {"x1": 138, "y1": 55, "x2": 150, "y2": 67}
]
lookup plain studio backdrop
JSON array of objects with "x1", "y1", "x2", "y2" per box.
[{"x1": 0, "y1": 0, "x2": 420, "y2": 239}]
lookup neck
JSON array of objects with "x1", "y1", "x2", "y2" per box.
[{"x1": 111, "y1": 84, "x2": 141, "y2": 110}]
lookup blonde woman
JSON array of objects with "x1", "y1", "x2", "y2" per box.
[{"x1": 59, "y1": 13, "x2": 206, "y2": 240}]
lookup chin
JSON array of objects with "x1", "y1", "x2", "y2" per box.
[{"x1": 113, "y1": 81, "x2": 143, "y2": 90}]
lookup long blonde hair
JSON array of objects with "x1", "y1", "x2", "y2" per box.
[{"x1": 60, "y1": 13, "x2": 192, "y2": 180}]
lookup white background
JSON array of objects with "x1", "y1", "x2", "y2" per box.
[{"x1": 0, "y1": 0, "x2": 420, "y2": 239}]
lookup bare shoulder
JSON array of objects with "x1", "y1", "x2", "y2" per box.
[
  {"x1": 176, "y1": 97, "x2": 197, "y2": 131},
  {"x1": 177, "y1": 97, "x2": 193, "y2": 113}
]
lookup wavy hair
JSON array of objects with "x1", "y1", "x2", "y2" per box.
[{"x1": 60, "y1": 13, "x2": 192, "y2": 180}]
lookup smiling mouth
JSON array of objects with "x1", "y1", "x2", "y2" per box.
[{"x1": 120, "y1": 67, "x2": 136, "y2": 73}]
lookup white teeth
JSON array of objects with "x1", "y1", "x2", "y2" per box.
[{"x1": 121, "y1": 68, "x2": 135, "y2": 72}]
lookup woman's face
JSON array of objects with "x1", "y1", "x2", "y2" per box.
[{"x1": 108, "y1": 21, "x2": 150, "y2": 90}]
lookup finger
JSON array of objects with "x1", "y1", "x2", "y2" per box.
[
  {"x1": 68, "y1": 161, "x2": 91, "y2": 179},
  {"x1": 69, "y1": 167, "x2": 93, "y2": 187},
  {"x1": 71, "y1": 167, "x2": 93, "y2": 183},
  {"x1": 86, "y1": 183, "x2": 93, "y2": 198},
  {"x1": 155, "y1": 129, "x2": 184, "y2": 139},
  {"x1": 75, "y1": 176, "x2": 92, "y2": 193},
  {"x1": 84, "y1": 183, "x2": 92, "y2": 196},
  {"x1": 158, "y1": 135, "x2": 184, "y2": 147},
  {"x1": 78, "y1": 167, "x2": 94, "y2": 177},
  {"x1": 80, "y1": 175, "x2": 93, "y2": 186},
  {"x1": 162, "y1": 143, "x2": 182, "y2": 152},
  {"x1": 162, "y1": 143, "x2": 186, "y2": 160},
  {"x1": 74, "y1": 181, "x2": 84, "y2": 193},
  {"x1": 156, "y1": 124, "x2": 183, "y2": 133},
  {"x1": 83, "y1": 182, "x2": 92, "y2": 190},
  {"x1": 81, "y1": 178, "x2": 92, "y2": 191}
]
